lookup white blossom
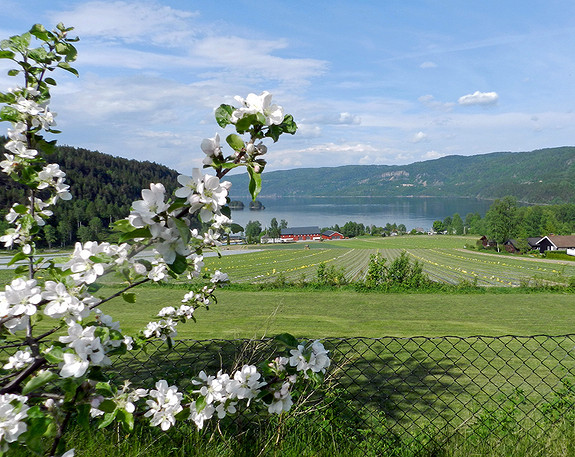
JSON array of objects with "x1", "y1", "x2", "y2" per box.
[
  {"x1": 0, "y1": 394, "x2": 29, "y2": 444},
  {"x1": 189, "y1": 400, "x2": 214, "y2": 429},
  {"x1": 129, "y1": 183, "x2": 169, "y2": 228},
  {"x1": 63, "y1": 242, "x2": 109, "y2": 284},
  {"x1": 228, "y1": 365, "x2": 266, "y2": 404},
  {"x1": 200, "y1": 133, "x2": 223, "y2": 166},
  {"x1": 268, "y1": 380, "x2": 294, "y2": 414},
  {"x1": 144, "y1": 380, "x2": 183, "y2": 431},
  {"x1": 0, "y1": 154, "x2": 18, "y2": 174},
  {"x1": 3, "y1": 350, "x2": 33, "y2": 370},
  {"x1": 231, "y1": 91, "x2": 284, "y2": 126}
]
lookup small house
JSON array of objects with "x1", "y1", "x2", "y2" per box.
[
  {"x1": 535, "y1": 235, "x2": 575, "y2": 254},
  {"x1": 479, "y1": 236, "x2": 497, "y2": 248}
]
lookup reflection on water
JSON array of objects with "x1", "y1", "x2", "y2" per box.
[{"x1": 228, "y1": 196, "x2": 493, "y2": 230}]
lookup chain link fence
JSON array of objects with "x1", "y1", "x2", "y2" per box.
[{"x1": 108, "y1": 333, "x2": 575, "y2": 455}]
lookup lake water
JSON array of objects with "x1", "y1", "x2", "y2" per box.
[{"x1": 228, "y1": 196, "x2": 493, "y2": 231}]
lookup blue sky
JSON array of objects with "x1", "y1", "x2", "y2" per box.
[{"x1": 1, "y1": 1, "x2": 575, "y2": 174}]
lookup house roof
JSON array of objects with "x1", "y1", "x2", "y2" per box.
[
  {"x1": 527, "y1": 237, "x2": 542, "y2": 247},
  {"x1": 322, "y1": 230, "x2": 342, "y2": 237},
  {"x1": 538, "y1": 235, "x2": 575, "y2": 248},
  {"x1": 281, "y1": 226, "x2": 321, "y2": 236}
]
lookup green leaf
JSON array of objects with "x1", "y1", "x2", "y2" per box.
[
  {"x1": 235, "y1": 114, "x2": 255, "y2": 134},
  {"x1": 36, "y1": 138, "x2": 58, "y2": 155},
  {"x1": 230, "y1": 223, "x2": 244, "y2": 233},
  {"x1": 122, "y1": 292, "x2": 136, "y2": 304},
  {"x1": 7, "y1": 251, "x2": 28, "y2": 266},
  {"x1": 281, "y1": 114, "x2": 298, "y2": 134},
  {"x1": 226, "y1": 133, "x2": 245, "y2": 152},
  {"x1": 7, "y1": 69, "x2": 19, "y2": 76},
  {"x1": 0, "y1": 105, "x2": 21, "y2": 122},
  {"x1": 87, "y1": 366, "x2": 109, "y2": 382},
  {"x1": 44, "y1": 77, "x2": 57, "y2": 86},
  {"x1": 215, "y1": 104, "x2": 234, "y2": 128},
  {"x1": 95, "y1": 382, "x2": 114, "y2": 397},
  {"x1": 29, "y1": 24, "x2": 50, "y2": 42},
  {"x1": 117, "y1": 409, "x2": 135, "y2": 432},
  {"x1": 98, "y1": 399, "x2": 117, "y2": 414},
  {"x1": 98, "y1": 411, "x2": 118, "y2": 429},
  {"x1": 255, "y1": 112, "x2": 267, "y2": 125},
  {"x1": 195, "y1": 395, "x2": 207, "y2": 413},
  {"x1": 0, "y1": 50, "x2": 15, "y2": 59},
  {"x1": 112, "y1": 219, "x2": 134, "y2": 233},
  {"x1": 167, "y1": 198, "x2": 187, "y2": 213},
  {"x1": 118, "y1": 226, "x2": 152, "y2": 242},
  {"x1": 275, "y1": 332, "x2": 299, "y2": 349},
  {"x1": 247, "y1": 165, "x2": 262, "y2": 201},
  {"x1": 168, "y1": 253, "x2": 188, "y2": 275},
  {"x1": 28, "y1": 47, "x2": 49, "y2": 63},
  {"x1": 218, "y1": 161, "x2": 241, "y2": 170},
  {"x1": 56, "y1": 61, "x2": 79, "y2": 77},
  {"x1": 220, "y1": 205, "x2": 231, "y2": 219},
  {"x1": 22, "y1": 370, "x2": 58, "y2": 395},
  {"x1": 13, "y1": 204, "x2": 28, "y2": 214},
  {"x1": 43, "y1": 346, "x2": 64, "y2": 364},
  {"x1": 172, "y1": 216, "x2": 191, "y2": 245},
  {"x1": 55, "y1": 42, "x2": 78, "y2": 62},
  {"x1": 175, "y1": 408, "x2": 190, "y2": 421},
  {"x1": 266, "y1": 124, "x2": 282, "y2": 142}
]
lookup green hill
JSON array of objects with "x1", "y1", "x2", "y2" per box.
[
  {"x1": 227, "y1": 147, "x2": 575, "y2": 204},
  {"x1": 0, "y1": 137, "x2": 179, "y2": 246}
]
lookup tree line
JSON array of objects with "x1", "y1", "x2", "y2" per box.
[
  {"x1": 436, "y1": 196, "x2": 575, "y2": 247},
  {"x1": 0, "y1": 137, "x2": 180, "y2": 247}
]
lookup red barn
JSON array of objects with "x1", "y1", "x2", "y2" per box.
[
  {"x1": 280, "y1": 226, "x2": 322, "y2": 242},
  {"x1": 321, "y1": 230, "x2": 344, "y2": 240}
]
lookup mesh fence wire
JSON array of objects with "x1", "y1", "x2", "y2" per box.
[
  {"x1": 106, "y1": 333, "x2": 575, "y2": 455},
  {"x1": 4, "y1": 334, "x2": 575, "y2": 454}
]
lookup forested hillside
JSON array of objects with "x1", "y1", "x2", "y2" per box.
[
  {"x1": 227, "y1": 147, "x2": 575, "y2": 204},
  {"x1": 0, "y1": 137, "x2": 179, "y2": 246}
]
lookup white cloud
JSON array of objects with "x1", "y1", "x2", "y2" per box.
[
  {"x1": 458, "y1": 91, "x2": 499, "y2": 106},
  {"x1": 420, "y1": 61, "x2": 437, "y2": 69},
  {"x1": 52, "y1": 1, "x2": 327, "y2": 86},
  {"x1": 301, "y1": 143, "x2": 378, "y2": 154},
  {"x1": 53, "y1": 1, "x2": 198, "y2": 46},
  {"x1": 418, "y1": 95, "x2": 454, "y2": 111},
  {"x1": 338, "y1": 112, "x2": 361, "y2": 125},
  {"x1": 307, "y1": 112, "x2": 361, "y2": 125},
  {"x1": 191, "y1": 36, "x2": 327, "y2": 83},
  {"x1": 296, "y1": 123, "x2": 322, "y2": 138},
  {"x1": 423, "y1": 150, "x2": 445, "y2": 160},
  {"x1": 411, "y1": 131, "x2": 428, "y2": 143}
]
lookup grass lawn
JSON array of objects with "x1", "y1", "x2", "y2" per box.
[{"x1": 99, "y1": 286, "x2": 575, "y2": 339}]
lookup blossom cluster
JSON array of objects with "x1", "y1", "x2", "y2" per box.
[{"x1": 86, "y1": 340, "x2": 331, "y2": 432}]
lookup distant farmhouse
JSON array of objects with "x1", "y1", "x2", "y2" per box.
[
  {"x1": 503, "y1": 235, "x2": 575, "y2": 255},
  {"x1": 535, "y1": 235, "x2": 575, "y2": 255},
  {"x1": 280, "y1": 227, "x2": 345, "y2": 242}
]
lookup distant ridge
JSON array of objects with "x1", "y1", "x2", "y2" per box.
[{"x1": 226, "y1": 147, "x2": 575, "y2": 204}]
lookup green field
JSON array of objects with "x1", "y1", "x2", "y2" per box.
[
  {"x1": 4, "y1": 235, "x2": 575, "y2": 339},
  {"x1": 96, "y1": 287, "x2": 575, "y2": 339},
  {"x1": 205, "y1": 235, "x2": 575, "y2": 287}
]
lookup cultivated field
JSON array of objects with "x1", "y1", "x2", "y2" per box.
[{"x1": 206, "y1": 235, "x2": 575, "y2": 287}]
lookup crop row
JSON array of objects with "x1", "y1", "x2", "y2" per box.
[{"x1": 200, "y1": 243, "x2": 575, "y2": 287}]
